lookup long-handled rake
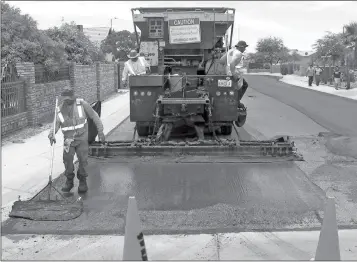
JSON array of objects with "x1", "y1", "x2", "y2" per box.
[{"x1": 9, "y1": 96, "x2": 83, "y2": 221}]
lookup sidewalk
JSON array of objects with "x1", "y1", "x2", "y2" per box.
[
  {"x1": 1, "y1": 91, "x2": 130, "y2": 221},
  {"x1": 246, "y1": 72, "x2": 357, "y2": 101},
  {"x1": 2, "y1": 230, "x2": 356, "y2": 260}
]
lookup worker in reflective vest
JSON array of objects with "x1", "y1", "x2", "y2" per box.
[
  {"x1": 219, "y1": 40, "x2": 249, "y2": 127},
  {"x1": 48, "y1": 88, "x2": 105, "y2": 193},
  {"x1": 122, "y1": 49, "x2": 150, "y2": 88}
]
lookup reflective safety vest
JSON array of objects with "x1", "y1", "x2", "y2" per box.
[
  {"x1": 125, "y1": 57, "x2": 146, "y2": 76},
  {"x1": 57, "y1": 98, "x2": 87, "y2": 135}
]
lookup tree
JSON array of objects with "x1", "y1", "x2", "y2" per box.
[
  {"x1": 313, "y1": 32, "x2": 345, "y2": 66},
  {"x1": 101, "y1": 30, "x2": 139, "y2": 61},
  {"x1": 245, "y1": 52, "x2": 265, "y2": 64},
  {"x1": 45, "y1": 22, "x2": 104, "y2": 65},
  {"x1": 1, "y1": 1, "x2": 66, "y2": 69},
  {"x1": 255, "y1": 37, "x2": 286, "y2": 68},
  {"x1": 343, "y1": 21, "x2": 357, "y2": 69}
]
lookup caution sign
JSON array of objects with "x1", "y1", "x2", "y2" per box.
[
  {"x1": 139, "y1": 41, "x2": 158, "y2": 66},
  {"x1": 169, "y1": 18, "x2": 201, "y2": 45}
]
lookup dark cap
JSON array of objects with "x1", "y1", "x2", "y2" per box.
[
  {"x1": 235, "y1": 40, "x2": 249, "y2": 48},
  {"x1": 61, "y1": 88, "x2": 74, "y2": 97}
]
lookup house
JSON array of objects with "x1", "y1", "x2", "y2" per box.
[
  {"x1": 287, "y1": 49, "x2": 317, "y2": 76},
  {"x1": 80, "y1": 26, "x2": 115, "y2": 62},
  {"x1": 82, "y1": 27, "x2": 111, "y2": 47},
  {"x1": 288, "y1": 49, "x2": 316, "y2": 66}
]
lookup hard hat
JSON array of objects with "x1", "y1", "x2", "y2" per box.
[
  {"x1": 61, "y1": 87, "x2": 74, "y2": 97},
  {"x1": 128, "y1": 50, "x2": 140, "y2": 59},
  {"x1": 235, "y1": 41, "x2": 249, "y2": 48}
]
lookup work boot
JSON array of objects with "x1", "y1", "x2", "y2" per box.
[
  {"x1": 78, "y1": 178, "x2": 88, "y2": 193},
  {"x1": 61, "y1": 178, "x2": 74, "y2": 192}
]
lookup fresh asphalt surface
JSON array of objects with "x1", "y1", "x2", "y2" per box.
[
  {"x1": 2, "y1": 75, "x2": 357, "y2": 235},
  {"x1": 244, "y1": 75, "x2": 357, "y2": 137}
]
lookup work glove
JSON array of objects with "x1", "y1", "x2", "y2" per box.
[
  {"x1": 48, "y1": 133, "x2": 56, "y2": 145},
  {"x1": 98, "y1": 132, "x2": 106, "y2": 143}
]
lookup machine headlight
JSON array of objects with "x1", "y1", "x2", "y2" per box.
[
  {"x1": 229, "y1": 91, "x2": 234, "y2": 96},
  {"x1": 223, "y1": 92, "x2": 227, "y2": 95},
  {"x1": 140, "y1": 91, "x2": 145, "y2": 96},
  {"x1": 133, "y1": 91, "x2": 138, "y2": 96},
  {"x1": 216, "y1": 91, "x2": 221, "y2": 96},
  {"x1": 147, "y1": 91, "x2": 152, "y2": 96}
]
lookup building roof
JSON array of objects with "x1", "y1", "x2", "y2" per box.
[
  {"x1": 132, "y1": 7, "x2": 233, "y2": 13},
  {"x1": 289, "y1": 49, "x2": 316, "y2": 57},
  {"x1": 83, "y1": 27, "x2": 110, "y2": 46}
]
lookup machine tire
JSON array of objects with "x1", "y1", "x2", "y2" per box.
[
  {"x1": 136, "y1": 123, "x2": 150, "y2": 137},
  {"x1": 221, "y1": 125, "x2": 233, "y2": 135},
  {"x1": 235, "y1": 114, "x2": 247, "y2": 127},
  {"x1": 235, "y1": 103, "x2": 247, "y2": 127}
]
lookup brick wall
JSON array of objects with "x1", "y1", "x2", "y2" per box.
[
  {"x1": 73, "y1": 64, "x2": 97, "y2": 104},
  {"x1": 2, "y1": 61, "x2": 118, "y2": 137},
  {"x1": 99, "y1": 63, "x2": 116, "y2": 100},
  {"x1": 1, "y1": 112, "x2": 28, "y2": 136},
  {"x1": 119, "y1": 61, "x2": 125, "y2": 89},
  {"x1": 34, "y1": 80, "x2": 70, "y2": 123}
]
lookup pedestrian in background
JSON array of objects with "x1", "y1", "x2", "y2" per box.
[
  {"x1": 306, "y1": 65, "x2": 314, "y2": 87},
  {"x1": 314, "y1": 65, "x2": 323, "y2": 86},
  {"x1": 333, "y1": 66, "x2": 341, "y2": 90}
]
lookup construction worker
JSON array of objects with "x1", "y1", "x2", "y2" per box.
[
  {"x1": 204, "y1": 48, "x2": 226, "y2": 75},
  {"x1": 48, "y1": 88, "x2": 105, "y2": 193},
  {"x1": 219, "y1": 40, "x2": 249, "y2": 99},
  {"x1": 122, "y1": 49, "x2": 151, "y2": 88}
]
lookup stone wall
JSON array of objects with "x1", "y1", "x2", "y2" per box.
[
  {"x1": 1, "y1": 62, "x2": 118, "y2": 137},
  {"x1": 73, "y1": 64, "x2": 97, "y2": 104},
  {"x1": 99, "y1": 63, "x2": 116, "y2": 100},
  {"x1": 1, "y1": 112, "x2": 28, "y2": 137}
]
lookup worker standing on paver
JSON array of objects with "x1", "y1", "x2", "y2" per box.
[
  {"x1": 204, "y1": 48, "x2": 226, "y2": 75},
  {"x1": 48, "y1": 88, "x2": 105, "y2": 193},
  {"x1": 122, "y1": 49, "x2": 151, "y2": 88},
  {"x1": 219, "y1": 40, "x2": 249, "y2": 106}
]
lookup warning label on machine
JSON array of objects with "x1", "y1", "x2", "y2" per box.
[
  {"x1": 139, "y1": 41, "x2": 159, "y2": 66},
  {"x1": 169, "y1": 18, "x2": 201, "y2": 44}
]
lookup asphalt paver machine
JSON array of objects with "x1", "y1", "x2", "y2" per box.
[{"x1": 89, "y1": 7, "x2": 302, "y2": 162}]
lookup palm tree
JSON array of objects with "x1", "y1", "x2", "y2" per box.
[{"x1": 344, "y1": 22, "x2": 357, "y2": 69}]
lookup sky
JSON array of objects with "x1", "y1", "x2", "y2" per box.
[{"x1": 7, "y1": 1, "x2": 357, "y2": 53}]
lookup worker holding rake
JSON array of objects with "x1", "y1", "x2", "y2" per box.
[{"x1": 48, "y1": 88, "x2": 105, "y2": 193}]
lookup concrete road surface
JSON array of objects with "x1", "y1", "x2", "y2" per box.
[{"x1": 2, "y1": 75, "x2": 357, "y2": 259}]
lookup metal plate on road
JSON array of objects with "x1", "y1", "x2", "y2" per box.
[{"x1": 218, "y1": 79, "x2": 232, "y2": 87}]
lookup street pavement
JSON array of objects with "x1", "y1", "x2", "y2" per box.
[
  {"x1": 244, "y1": 75, "x2": 357, "y2": 136},
  {"x1": 2, "y1": 77, "x2": 357, "y2": 260}
]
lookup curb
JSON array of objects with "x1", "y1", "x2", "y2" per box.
[
  {"x1": 244, "y1": 74, "x2": 283, "y2": 81},
  {"x1": 245, "y1": 74, "x2": 356, "y2": 102}
]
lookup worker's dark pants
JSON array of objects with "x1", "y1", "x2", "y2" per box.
[
  {"x1": 308, "y1": 76, "x2": 314, "y2": 86},
  {"x1": 63, "y1": 139, "x2": 89, "y2": 181},
  {"x1": 237, "y1": 78, "x2": 249, "y2": 102},
  {"x1": 315, "y1": 75, "x2": 321, "y2": 86}
]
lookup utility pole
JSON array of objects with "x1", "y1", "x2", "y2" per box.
[
  {"x1": 238, "y1": 25, "x2": 240, "y2": 41},
  {"x1": 110, "y1": 17, "x2": 118, "y2": 31}
]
